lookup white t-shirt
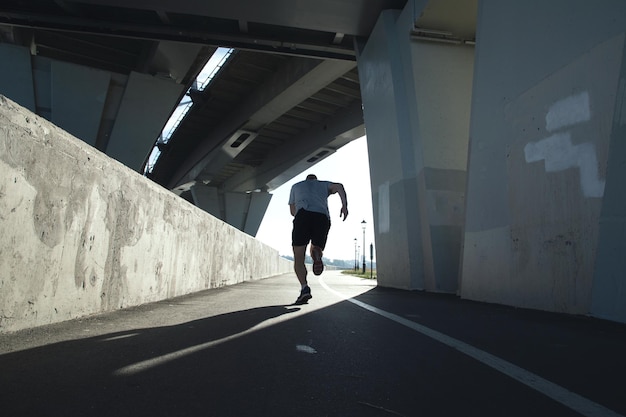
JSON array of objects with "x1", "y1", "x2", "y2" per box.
[{"x1": 288, "y1": 179, "x2": 332, "y2": 218}]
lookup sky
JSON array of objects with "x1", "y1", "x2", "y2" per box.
[{"x1": 256, "y1": 136, "x2": 376, "y2": 263}]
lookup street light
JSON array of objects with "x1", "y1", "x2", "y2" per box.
[
  {"x1": 370, "y1": 243, "x2": 374, "y2": 279},
  {"x1": 354, "y1": 238, "x2": 358, "y2": 271},
  {"x1": 361, "y1": 220, "x2": 367, "y2": 274}
]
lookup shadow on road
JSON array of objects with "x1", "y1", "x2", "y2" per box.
[
  {"x1": 2, "y1": 284, "x2": 626, "y2": 417},
  {"x1": 1, "y1": 304, "x2": 309, "y2": 417}
]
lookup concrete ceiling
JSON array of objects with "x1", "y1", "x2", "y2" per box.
[{"x1": 0, "y1": 0, "x2": 476, "y2": 195}]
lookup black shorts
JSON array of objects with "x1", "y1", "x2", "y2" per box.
[{"x1": 292, "y1": 209, "x2": 331, "y2": 249}]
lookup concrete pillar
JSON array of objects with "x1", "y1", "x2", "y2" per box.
[
  {"x1": 191, "y1": 184, "x2": 272, "y2": 236},
  {"x1": 105, "y1": 72, "x2": 184, "y2": 172},
  {"x1": 0, "y1": 44, "x2": 35, "y2": 112},
  {"x1": 356, "y1": 4, "x2": 474, "y2": 292},
  {"x1": 225, "y1": 192, "x2": 250, "y2": 231},
  {"x1": 462, "y1": 0, "x2": 626, "y2": 321},
  {"x1": 244, "y1": 191, "x2": 273, "y2": 236},
  {"x1": 591, "y1": 35, "x2": 626, "y2": 323},
  {"x1": 190, "y1": 183, "x2": 221, "y2": 218},
  {"x1": 0, "y1": 44, "x2": 112, "y2": 145},
  {"x1": 50, "y1": 61, "x2": 110, "y2": 147},
  {"x1": 357, "y1": 9, "x2": 424, "y2": 290},
  {"x1": 411, "y1": 42, "x2": 474, "y2": 293}
]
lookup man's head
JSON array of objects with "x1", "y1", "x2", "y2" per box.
[{"x1": 306, "y1": 174, "x2": 317, "y2": 180}]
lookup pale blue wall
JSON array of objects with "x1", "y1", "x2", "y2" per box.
[
  {"x1": 463, "y1": 0, "x2": 625, "y2": 320},
  {"x1": 358, "y1": 0, "x2": 626, "y2": 323}
]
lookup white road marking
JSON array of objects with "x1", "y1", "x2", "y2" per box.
[
  {"x1": 296, "y1": 345, "x2": 317, "y2": 354},
  {"x1": 319, "y1": 277, "x2": 623, "y2": 417}
]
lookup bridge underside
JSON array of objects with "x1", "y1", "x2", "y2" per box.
[
  {"x1": 1, "y1": 0, "x2": 626, "y2": 324},
  {"x1": 0, "y1": 0, "x2": 411, "y2": 234}
]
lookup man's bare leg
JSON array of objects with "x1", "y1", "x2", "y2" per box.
[
  {"x1": 292, "y1": 244, "x2": 312, "y2": 304},
  {"x1": 310, "y1": 244, "x2": 324, "y2": 276},
  {"x1": 292, "y1": 245, "x2": 308, "y2": 286}
]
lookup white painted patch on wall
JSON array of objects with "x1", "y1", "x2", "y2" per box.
[
  {"x1": 378, "y1": 181, "x2": 390, "y2": 233},
  {"x1": 524, "y1": 91, "x2": 605, "y2": 198},
  {"x1": 545, "y1": 91, "x2": 591, "y2": 132},
  {"x1": 525, "y1": 133, "x2": 605, "y2": 198}
]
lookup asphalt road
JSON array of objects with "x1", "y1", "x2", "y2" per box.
[{"x1": 1, "y1": 271, "x2": 625, "y2": 417}]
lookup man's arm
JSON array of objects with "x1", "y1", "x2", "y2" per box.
[
  {"x1": 329, "y1": 182, "x2": 348, "y2": 221},
  {"x1": 288, "y1": 185, "x2": 296, "y2": 216}
]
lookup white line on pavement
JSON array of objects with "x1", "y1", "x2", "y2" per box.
[{"x1": 319, "y1": 277, "x2": 623, "y2": 417}]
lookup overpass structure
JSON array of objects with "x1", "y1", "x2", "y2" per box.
[{"x1": 1, "y1": 0, "x2": 626, "y2": 325}]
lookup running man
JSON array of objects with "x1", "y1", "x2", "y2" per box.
[{"x1": 289, "y1": 174, "x2": 348, "y2": 304}]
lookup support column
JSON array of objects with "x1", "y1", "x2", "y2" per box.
[
  {"x1": 357, "y1": 4, "x2": 474, "y2": 292},
  {"x1": 190, "y1": 184, "x2": 221, "y2": 218},
  {"x1": 592, "y1": 36, "x2": 626, "y2": 323},
  {"x1": 191, "y1": 184, "x2": 272, "y2": 236},
  {"x1": 411, "y1": 42, "x2": 474, "y2": 293},
  {"x1": 50, "y1": 61, "x2": 110, "y2": 147},
  {"x1": 462, "y1": 0, "x2": 626, "y2": 320},
  {"x1": 0, "y1": 44, "x2": 35, "y2": 112},
  {"x1": 357, "y1": 9, "x2": 424, "y2": 290},
  {"x1": 106, "y1": 72, "x2": 184, "y2": 172}
]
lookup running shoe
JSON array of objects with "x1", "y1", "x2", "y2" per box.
[
  {"x1": 311, "y1": 247, "x2": 324, "y2": 275},
  {"x1": 294, "y1": 285, "x2": 312, "y2": 305}
]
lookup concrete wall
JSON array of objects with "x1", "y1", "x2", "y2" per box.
[
  {"x1": 190, "y1": 183, "x2": 273, "y2": 236},
  {"x1": 0, "y1": 95, "x2": 292, "y2": 333},
  {"x1": 462, "y1": 0, "x2": 626, "y2": 320}
]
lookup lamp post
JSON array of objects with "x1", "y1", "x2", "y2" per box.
[
  {"x1": 361, "y1": 220, "x2": 367, "y2": 274},
  {"x1": 370, "y1": 243, "x2": 374, "y2": 279},
  {"x1": 354, "y1": 238, "x2": 358, "y2": 271}
]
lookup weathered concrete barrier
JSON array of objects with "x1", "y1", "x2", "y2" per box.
[{"x1": 0, "y1": 95, "x2": 292, "y2": 333}]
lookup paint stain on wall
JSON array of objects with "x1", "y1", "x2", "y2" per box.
[{"x1": 524, "y1": 91, "x2": 605, "y2": 198}]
